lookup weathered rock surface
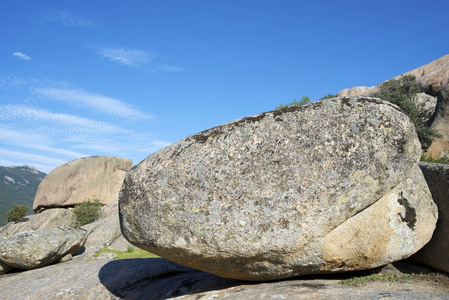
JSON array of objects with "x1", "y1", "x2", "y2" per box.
[
  {"x1": 75, "y1": 204, "x2": 130, "y2": 260},
  {"x1": 427, "y1": 84, "x2": 449, "y2": 158},
  {"x1": 0, "y1": 226, "x2": 87, "y2": 270},
  {"x1": 0, "y1": 258, "x2": 447, "y2": 299},
  {"x1": 0, "y1": 237, "x2": 11, "y2": 274},
  {"x1": 0, "y1": 204, "x2": 132, "y2": 261},
  {"x1": 337, "y1": 86, "x2": 371, "y2": 97},
  {"x1": 413, "y1": 93, "x2": 437, "y2": 121},
  {"x1": 399, "y1": 54, "x2": 449, "y2": 96},
  {"x1": 412, "y1": 163, "x2": 449, "y2": 273},
  {"x1": 119, "y1": 97, "x2": 437, "y2": 281},
  {"x1": 362, "y1": 54, "x2": 449, "y2": 97},
  {"x1": 430, "y1": 84, "x2": 449, "y2": 137},
  {"x1": 0, "y1": 208, "x2": 72, "y2": 238},
  {"x1": 33, "y1": 156, "x2": 132, "y2": 212}
]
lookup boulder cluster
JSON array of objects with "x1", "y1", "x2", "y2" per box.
[
  {"x1": 0, "y1": 156, "x2": 134, "y2": 274},
  {"x1": 1, "y1": 55, "x2": 449, "y2": 298}
]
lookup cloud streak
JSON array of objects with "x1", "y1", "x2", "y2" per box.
[
  {"x1": 94, "y1": 46, "x2": 184, "y2": 72},
  {"x1": 96, "y1": 47, "x2": 153, "y2": 67},
  {"x1": 0, "y1": 76, "x2": 170, "y2": 172},
  {"x1": 44, "y1": 10, "x2": 99, "y2": 27},
  {"x1": 35, "y1": 88, "x2": 152, "y2": 120},
  {"x1": 0, "y1": 104, "x2": 129, "y2": 138},
  {"x1": 13, "y1": 52, "x2": 31, "y2": 61}
]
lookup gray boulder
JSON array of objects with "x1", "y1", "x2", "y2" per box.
[
  {"x1": 119, "y1": 97, "x2": 437, "y2": 281},
  {"x1": 0, "y1": 204, "x2": 133, "y2": 261},
  {"x1": 426, "y1": 84, "x2": 449, "y2": 159},
  {"x1": 0, "y1": 208, "x2": 72, "y2": 238},
  {"x1": 0, "y1": 226, "x2": 87, "y2": 270},
  {"x1": 0, "y1": 237, "x2": 11, "y2": 274},
  {"x1": 33, "y1": 156, "x2": 132, "y2": 212},
  {"x1": 412, "y1": 93, "x2": 437, "y2": 122},
  {"x1": 412, "y1": 163, "x2": 449, "y2": 273},
  {"x1": 337, "y1": 86, "x2": 371, "y2": 97}
]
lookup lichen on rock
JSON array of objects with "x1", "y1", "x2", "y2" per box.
[{"x1": 119, "y1": 96, "x2": 437, "y2": 281}]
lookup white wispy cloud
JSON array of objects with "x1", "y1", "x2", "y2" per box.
[
  {"x1": 0, "y1": 148, "x2": 69, "y2": 168},
  {"x1": 0, "y1": 76, "x2": 170, "y2": 172},
  {"x1": 96, "y1": 47, "x2": 153, "y2": 67},
  {"x1": 94, "y1": 46, "x2": 184, "y2": 72},
  {"x1": 35, "y1": 88, "x2": 152, "y2": 120},
  {"x1": 13, "y1": 52, "x2": 31, "y2": 61},
  {"x1": 0, "y1": 104, "x2": 169, "y2": 153},
  {"x1": 44, "y1": 10, "x2": 99, "y2": 27},
  {"x1": 157, "y1": 65, "x2": 185, "y2": 72},
  {"x1": 0, "y1": 104, "x2": 128, "y2": 137}
]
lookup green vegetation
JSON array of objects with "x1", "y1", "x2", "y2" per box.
[
  {"x1": 71, "y1": 199, "x2": 102, "y2": 227},
  {"x1": 340, "y1": 272, "x2": 429, "y2": 286},
  {"x1": 421, "y1": 154, "x2": 449, "y2": 164},
  {"x1": 93, "y1": 247, "x2": 160, "y2": 260},
  {"x1": 0, "y1": 165, "x2": 46, "y2": 226},
  {"x1": 320, "y1": 93, "x2": 337, "y2": 100},
  {"x1": 372, "y1": 75, "x2": 440, "y2": 151},
  {"x1": 275, "y1": 96, "x2": 310, "y2": 110},
  {"x1": 6, "y1": 204, "x2": 29, "y2": 223}
]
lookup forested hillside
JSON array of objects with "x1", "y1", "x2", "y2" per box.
[{"x1": 0, "y1": 165, "x2": 46, "y2": 226}]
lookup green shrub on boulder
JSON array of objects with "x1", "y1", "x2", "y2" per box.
[
  {"x1": 6, "y1": 205, "x2": 29, "y2": 223},
  {"x1": 71, "y1": 199, "x2": 102, "y2": 227},
  {"x1": 373, "y1": 75, "x2": 440, "y2": 150}
]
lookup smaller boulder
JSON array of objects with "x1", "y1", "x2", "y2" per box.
[
  {"x1": 0, "y1": 208, "x2": 72, "y2": 238},
  {"x1": 0, "y1": 226, "x2": 87, "y2": 270},
  {"x1": 412, "y1": 163, "x2": 449, "y2": 273},
  {"x1": 425, "y1": 84, "x2": 449, "y2": 159},
  {"x1": 412, "y1": 93, "x2": 437, "y2": 122},
  {"x1": 337, "y1": 86, "x2": 371, "y2": 97},
  {"x1": 0, "y1": 237, "x2": 11, "y2": 274},
  {"x1": 96, "y1": 252, "x2": 118, "y2": 260}
]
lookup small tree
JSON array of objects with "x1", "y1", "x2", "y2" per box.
[
  {"x1": 275, "y1": 96, "x2": 310, "y2": 110},
  {"x1": 372, "y1": 75, "x2": 440, "y2": 151},
  {"x1": 320, "y1": 93, "x2": 337, "y2": 100},
  {"x1": 71, "y1": 199, "x2": 102, "y2": 227},
  {"x1": 6, "y1": 205, "x2": 29, "y2": 223}
]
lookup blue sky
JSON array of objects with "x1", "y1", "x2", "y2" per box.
[{"x1": 1, "y1": 0, "x2": 448, "y2": 173}]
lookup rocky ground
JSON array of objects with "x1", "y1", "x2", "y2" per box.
[{"x1": 0, "y1": 257, "x2": 447, "y2": 299}]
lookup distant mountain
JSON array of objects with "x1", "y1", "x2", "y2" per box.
[{"x1": 0, "y1": 165, "x2": 46, "y2": 226}]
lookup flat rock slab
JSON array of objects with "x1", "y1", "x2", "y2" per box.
[
  {"x1": 0, "y1": 258, "x2": 448, "y2": 299},
  {"x1": 119, "y1": 97, "x2": 437, "y2": 280}
]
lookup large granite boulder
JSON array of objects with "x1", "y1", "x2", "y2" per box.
[
  {"x1": 0, "y1": 226, "x2": 87, "y2": 270},
  {"x1": 412, "y1": 163, "x2": 449, "y2": 273},
  {"x1": 119, "y1": 97, "x2": 437, "y2": 281},
  {"x1": 33, "y1": 156, "x2": 132, "y2": 212}
]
